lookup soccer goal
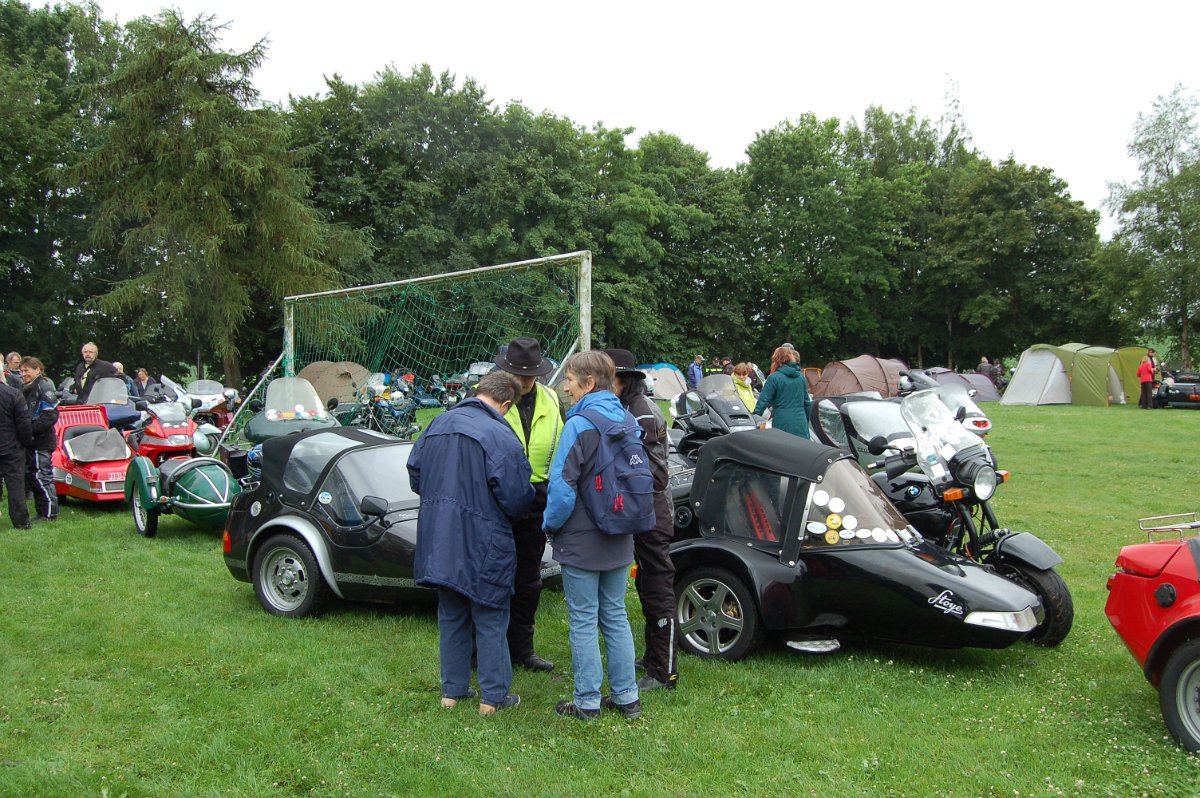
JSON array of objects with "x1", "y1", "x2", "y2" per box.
[{"x1": 281, "y1": 250, "x2": 592, "y2": 380}]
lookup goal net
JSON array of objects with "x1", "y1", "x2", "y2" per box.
[{"x1": 222, "y1": 251, "x2": 592, "y2": 447}]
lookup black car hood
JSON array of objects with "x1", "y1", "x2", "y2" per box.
[{"x1": 693, "y1": 428, "x2": 849, "y2": 485}]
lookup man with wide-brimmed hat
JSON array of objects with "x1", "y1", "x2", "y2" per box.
[
  {"x1": 495, "y1": 337, "x2": 565, "y2": 672},
  {"x1": 602, "y1": 348, "x2": 678, "y2": 692}
]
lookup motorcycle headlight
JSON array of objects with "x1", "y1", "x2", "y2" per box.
[{"x1": 954, "y1": 456, "x2": 998, "y2": 501}]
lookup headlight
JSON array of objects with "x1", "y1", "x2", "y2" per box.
[
  {"x1": 972, "y1": 465, "x2": 998, "y2": 500},
  {"x1": 964, "y1": 607, "x2": 1038, "y2": 633}
]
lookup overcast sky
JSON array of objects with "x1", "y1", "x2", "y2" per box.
[{"x1": 98, "y1": 0, "x2": 1200, "y2": 238}]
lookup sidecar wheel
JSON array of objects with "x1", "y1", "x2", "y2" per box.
[
  {"x1": 1000, "y1": 564, "x2": 1073, "y2": 646},
  {"x1": 253, "y1": 534, "x2": 329, "y2": 618},
  {"x1": 675, "y1": 567, "x2": 761, "y2": 661},
  {"x1": 1160, "y1": 638, "x2": 1200, "y2": 752},
  {"x1": 132, "y1": 499, "x2": 159, "y2": 538}
]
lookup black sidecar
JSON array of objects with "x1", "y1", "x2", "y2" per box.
[{"x1": 670, "y1": 429, "x2": 1044, "y2": 660}]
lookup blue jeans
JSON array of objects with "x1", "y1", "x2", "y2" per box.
[
  {"x1": 561, "y1": 565, "x2": 639, "y2": 710},
  {"x1": 437, "y1": 589, "x2": 512, "y2": 706}
]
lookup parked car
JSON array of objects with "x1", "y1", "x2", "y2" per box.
[
  {"x1": 669, "y1": 428, "x2": 1046, "y2": 660},
  {"x1": 223, "y1": 427, "x2": 560, "y2": 617},
  {"x1": 1105, "y1": 513, "x2": 1200, "y2": 751},
  {"x1": 1157, "y1": 369, "x2": 1200, "y2": 409}
]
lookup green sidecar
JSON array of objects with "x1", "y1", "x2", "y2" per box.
[{"x1": 124, "y1": 424, "x2": 240, "y2": 537}]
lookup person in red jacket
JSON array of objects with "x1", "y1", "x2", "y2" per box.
[{"x1": 1137, "y1": 356, "x2": 1155, "y2": 409}]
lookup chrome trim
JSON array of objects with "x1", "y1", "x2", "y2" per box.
[{"x1": 334, "y1": 572, "x2": 419, "y2": 588}]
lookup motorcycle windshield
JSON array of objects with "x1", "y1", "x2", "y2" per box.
[
  {"x1": 187, "y1": 380, "x2": 224, "y2": 396},
  {"x1": 152, "y1": 402, "x2": 189, "y2": 424},
  {"x1": 89, "y1": 378, "x2": 130, "y2": 405},
  {"x1": 841, "y1": 400, "x2": 913, "y2": 451},
  {"x1": 899, "y1": 390, "x2": 987, "y2": 490},
  {"x1": 698, "y1": 374, "x2": 737, "y2": 399},
  {"x1": 263, "y1": 378, "x2": 329, "y2": 421}
]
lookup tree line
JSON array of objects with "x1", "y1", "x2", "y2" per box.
[{"x1": 1, "y1": 3, "x2": 1193, "y2": 387}]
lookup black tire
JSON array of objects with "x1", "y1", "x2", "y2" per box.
[
  {"x1": 1159, "y1": 638, "x2": 1200, "y2": 752},
  {"x1": 252, "y1": 534, "x2": 330, "y2": 618},
  {"x1": 999, "y1": 564, "x2": 1074, "y2": 646},
  {"x1": 131, "y1": 499, "x2": 159, "y2": 538},
  {"x1": 675, "y1": 566, "x2": 762, "y2": 661}
]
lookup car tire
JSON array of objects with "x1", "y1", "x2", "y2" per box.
[
  {"x1": 675, "y1": 566, "x2": 762, "y2": 661},
  {"x1": 252, "y1": 534, "x2": 330, "y2": 618},
  {"x1": 1000, "y1": 564, "x2": 1074, "y2": 646},
  {"x1": 131, "y1": 499, "x2": 159, "y2": 538},
  {"x1": 1160, "y1": 638, "x2": 1200, "y2": 752}
]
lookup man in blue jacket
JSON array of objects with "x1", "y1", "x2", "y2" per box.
[{"x1": 408, "y1": 370, "x2": 534, "y2": 715}]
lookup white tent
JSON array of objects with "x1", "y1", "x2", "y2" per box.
[{"x1": 641, "y1": 363, "x2": 687, "y2": 401}]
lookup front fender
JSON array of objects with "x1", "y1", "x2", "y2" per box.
[
  {"x1": 249, "y1": 514, "x2": 344, "y2": 599},
  {"x1": 991, "y1": 531, "x2": 1063, "y2": 570},
  {"x1": 124, "y1": 456, "x2": 159, "y2": 507}
]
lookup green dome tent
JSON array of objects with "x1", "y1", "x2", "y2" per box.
[{"x1": 1000, "y1": 343, "x2": 1148, "y2": 407}]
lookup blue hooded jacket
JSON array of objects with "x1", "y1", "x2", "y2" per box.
[
  {"x1": 543, "y1": 389, "x2": 636, "y2": 571},
  {"x1": 407, "y1": 397, "x2": 534, "y2": 608}
]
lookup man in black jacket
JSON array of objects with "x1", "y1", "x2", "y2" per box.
[
  {"x1": 20, "y1": 357, "x2": 59, "y2": 521},
  {"x1": 73, "y1": 341, "x2": 117, "y2": 403},
  {"x1": 0, "y1": 377, "x2": 33, "y2": 529}
]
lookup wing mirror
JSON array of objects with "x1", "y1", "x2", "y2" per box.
[{"x1": 360, "y1": 495, "x2": 391, "y2": 527}]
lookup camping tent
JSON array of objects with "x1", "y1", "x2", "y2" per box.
[
  {"x1": 1000, "y1": 343, "x2": 1143, "y2": 407},
  {"x1": 811, "y1": 355, "x2": 908, "y2": 399},
  {"x1": 640, "y1": 363, "x2": 687, "y2": 400},
  {"x1": 297, "y1": 360, "x2": 371, "y2": 406},
  {"x1": 923, "y1": 367, "x2": 1002, "y2": 403}
]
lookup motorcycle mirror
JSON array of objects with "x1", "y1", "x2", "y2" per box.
[
  {"x1": 955, "y1": 406, "x2": 966, "y2": 422},
  {"x1": 326, "y1": 397, "x2": 338, "y2": 411},
  {"x1": 135, "y1": 400, "x2": 149, "y2": 411},
  {"x1": 867, "y1": 435, "x2": 890, "y2": 456},
  {"x1": 191, "y1": 397, "x2": 202, "y2": 409},
  {"x1": 248, "y1": 398, "x2": 264, "y2": 413}
]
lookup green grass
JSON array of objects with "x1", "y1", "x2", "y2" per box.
[{"x1": 3, "y1": 404, "x2": 1200, "y2": 797}]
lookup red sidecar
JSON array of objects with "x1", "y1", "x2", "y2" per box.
[
  {"x1": 1105, "y1": 513, "x2": 1200, "y2": 751},
  {"x1": 52, "y1": 404, "x2": 134, "y2": 502}
]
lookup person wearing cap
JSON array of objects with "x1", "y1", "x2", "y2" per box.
[
  {"x1": 603, "y1": 349, "x2": 679, "y2": 692},
  {"x1": 495, "y1": 337, "x2": 565, "y2": 673}
]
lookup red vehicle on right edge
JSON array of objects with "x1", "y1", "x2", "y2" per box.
[{"x1": 1105, "y1": 513, "x2": 1200, "y2": 751}]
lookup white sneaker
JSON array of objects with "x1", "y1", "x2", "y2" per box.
[{"x1": 786, "y1": 639, "x2": 841, "y2": 654}]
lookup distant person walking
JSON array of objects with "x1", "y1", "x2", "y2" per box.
[
  {"x1": 753, "y1": 347, "x2": 812, "y2": 439},
  {"x1": 407, "y1": 370, "x2": 534, "y2": 715},
  {"x1": 1138, "y1": 355, "x2": 1155, "y2": 409}
]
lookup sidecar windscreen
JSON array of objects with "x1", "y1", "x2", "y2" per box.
[
  {"x1": 259, "y1": 427, "x2": 392, "y2": 501},
  {"x1": 799, "y1": 459, "x2": 915, "y2": 548}
]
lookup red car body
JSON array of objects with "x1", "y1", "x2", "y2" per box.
[
  {"x1": 1105, "y1": 517, "x2": 1200, "y2": 751},
  {"x1": 52, "y1": 404, "x2": 134, "y2": 502}
]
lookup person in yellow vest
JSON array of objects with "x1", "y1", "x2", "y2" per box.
[{"x1": 495, "y1": 337, "x2": 565, "y2": 672}]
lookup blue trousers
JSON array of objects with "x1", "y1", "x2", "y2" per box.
[
  {"x1": 561, "y1": 565, "x2": 639, "y2": 710},
  {"x1": 437, "y1": 588, "x2": 512, "y2": 706}
]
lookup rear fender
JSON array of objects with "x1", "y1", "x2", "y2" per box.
[
  {"x1": 248, "y1": 515, "x2": 344, "y2": 599},
  {"x1": 670, "y1": 537, "x2": 799, "y2": 630},
  {"x1": 991, "y1": 531, "x2": 1063, "y2": 570},
  {"x1": 1145, "y1": 614, "x2": 1200, "y2": 686},
  {"x1": 124, "y1": 456, "x2": 159, "y2": 507}
]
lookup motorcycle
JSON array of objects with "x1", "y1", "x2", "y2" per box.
[
  {"x1": 161, "y1": 376, "x2": 240, "y2": 429},
  {"x1": 670, "y1": 373, "x2": 760, "y2": 458},
  {"x1": 124, "y1": 422, "x2": 240, "y2": 537},
  {"x1": 810, "y1": 387, "x2": 1073, "y2": 646},
  {"x1": 125, "y1": 394, "x2": 200, "y2": 466},
  {"x1": 902, "y1": 369, "x2": 992, "y2": 436},
  {"x1": 336, "y1": 374, "x2": 420, "y2": 440}
]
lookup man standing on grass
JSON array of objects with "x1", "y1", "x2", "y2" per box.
[
  {"x1": 0, "y1": 376, "x2": 33, "y2": 529},
  {"x1": 408, "y1": 370, "x2": 534, "y2": 715}
]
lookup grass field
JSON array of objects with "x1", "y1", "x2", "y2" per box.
[{"x1": 2, "y1": 403, "x2": 1199, "y2": 797}]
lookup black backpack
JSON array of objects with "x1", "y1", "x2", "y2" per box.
[{"x1": 577, "y1": 408, "x2": 655, "y2": 535}]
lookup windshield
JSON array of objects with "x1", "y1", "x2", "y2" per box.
[
  {"x1": 698, "y1": 373, "x2": 738, "y2": 399},
  {"x1": 89, "y1": 377, "x2": 130, "y2": 405},
  {"x1": 900, "y1": 390, "x2": 987, "y2": 490},
  {"x1": 187, "y1": 380, "x2": 224, "y2": 395},
  {"x1": 316, "y1": 443, "x2": 421, "y2": 526},
  {"x1": 151, "y1": 402, "x2": 189, "y2": 424},
  {"x1": 263, "y1": 377, "x2": 329, "y2": 421},
  {"x1": 800, "y1": 459, "x2": 918, "y2": 548},
  {"x1": 842, "y1": 400, "x2": 911, "y2": 450}
]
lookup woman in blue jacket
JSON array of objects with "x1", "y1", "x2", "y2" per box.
[{"x1": 543, "y1": 351, "x2": 641, "y2": 721}]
